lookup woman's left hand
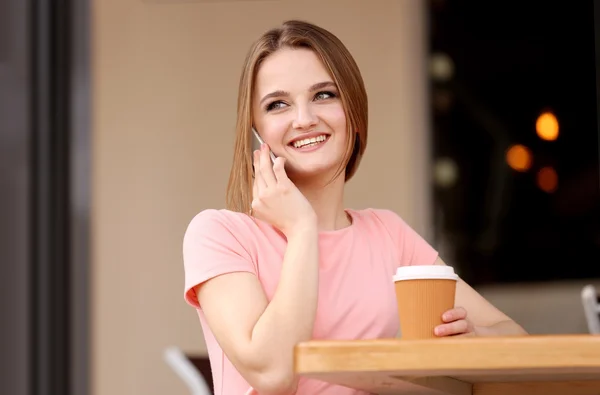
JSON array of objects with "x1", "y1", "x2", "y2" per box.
[{"x1": 434, "y1": 306, "x2": 477, "y2": 337}]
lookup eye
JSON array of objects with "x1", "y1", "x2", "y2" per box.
[
  {"x1": 265, "y1": 100, "x2": 287, "y2": 112},
  {"x1": 314, "y1": 91, "x2": 337, "y2": 101}
]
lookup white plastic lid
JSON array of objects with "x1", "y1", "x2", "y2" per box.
[{"x1": 393, "y1": 265, "x2": 458, "y2": 281}]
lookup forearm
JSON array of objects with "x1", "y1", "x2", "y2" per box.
[
  {"x1": 248, "y1": 223, "x2": 319, "y2": 389},
  {"x1": 476, "y1": 319, "x2": 528, "y2": 336}
]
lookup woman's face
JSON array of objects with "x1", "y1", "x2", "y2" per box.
[{"x1": 252, "y1": 47, "x2": 348, "y2": 179}]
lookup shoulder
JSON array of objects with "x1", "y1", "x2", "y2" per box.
[
  {"x1": 182, "y1": 209, "x2": 259, "y2": 308},
  {"x1": 349, "y1": 208, "x2": 406, "y2": 231},
  {"x1": 186, "y1": 208, "x2": 250, "y2": 229},
  {"x1": 185, "y1": 208, "x2": 258, "y2": 233},
  {"x1": 348, "y1": 208, "x2": 422, "y2": 246},
  {"x1": 350, "y1": 208, "x2": 438, "y2": 267},
  {"x1": 183, "y1": 209, "x2": 258, "y2": 246}
]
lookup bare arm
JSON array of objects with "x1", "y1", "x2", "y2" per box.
[
  {"x1": 435, "y1": 256, "x2": 528, "y2": 336},
  {"x1": 197, "y1": 222, "x2": 319, "y2": 395}
]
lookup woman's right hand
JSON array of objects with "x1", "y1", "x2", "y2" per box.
[{"x1": 252, "y1": 143, "x2": 317, "y2": 237}]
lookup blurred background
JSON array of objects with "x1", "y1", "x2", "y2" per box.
[{"x1": 1, "y1": 0, "x2": 598, "y2": 394}]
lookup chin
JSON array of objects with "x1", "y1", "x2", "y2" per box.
[{"x1": 286, "y1": 161, "x2": 343, "y2": 183}]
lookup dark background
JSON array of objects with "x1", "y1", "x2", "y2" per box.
[{"x1": 429, "y1": 0, "x2": 600, "y2": 285}]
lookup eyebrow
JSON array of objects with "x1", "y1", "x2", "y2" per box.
[{"x1": 259, "y1": 81, "x2": 337, "y2": 105}]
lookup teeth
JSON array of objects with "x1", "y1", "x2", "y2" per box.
[{"x1": 293, "y1": 135, "x2": 327, "y2": 148}]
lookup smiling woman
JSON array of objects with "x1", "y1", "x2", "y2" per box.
[{"x1": 182, "y1": 19, "x2": 526, "y2": 395}]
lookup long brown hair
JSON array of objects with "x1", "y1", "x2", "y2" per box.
[{"x1": 225, "y1": 20, "x2": 368, "y2": 213}]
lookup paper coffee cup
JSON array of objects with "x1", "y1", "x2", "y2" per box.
[{"x1": 393, "y1": 265, "x2": 458, "y2": 339}]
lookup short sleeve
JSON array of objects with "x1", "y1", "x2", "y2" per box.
[
  {"x1": 371, "y1": 209, "x2": 439, "y2": 267},
  {"x1": 182, "y1": 209, "x2": 256, "y2": 309}
]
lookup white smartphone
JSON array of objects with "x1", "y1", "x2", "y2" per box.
[{"x1": 252, "y1": 127, "x2": 277, "y2": 164}]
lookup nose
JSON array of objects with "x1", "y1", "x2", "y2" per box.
[{"x1": 292, "y1": 103, "x2": 318, "y2": 130}]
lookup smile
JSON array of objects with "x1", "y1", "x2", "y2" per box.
[{"x1": 291, "y1": 134, "x2": 328, "y2": 148}]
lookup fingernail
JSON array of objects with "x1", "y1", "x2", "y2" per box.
[{"x1": 434, "y1": 327, "x2": 441, "y2": 336}]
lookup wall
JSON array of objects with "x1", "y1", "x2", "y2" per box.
[{"x1": 91, "y1": 1, "x2": 432, "y2": 394}]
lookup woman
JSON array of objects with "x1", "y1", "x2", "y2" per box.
[{"x1": 183, "y1": 20, "x2": 527, "y2": 395}]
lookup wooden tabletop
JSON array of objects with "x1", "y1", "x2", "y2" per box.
[{"x1": 294, "y1": 334, "x2": 600, "y2": 395}]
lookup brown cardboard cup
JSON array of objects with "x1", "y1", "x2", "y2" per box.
[{"x1": 394, "y1": 265, "x2": 458, "y2": 339}]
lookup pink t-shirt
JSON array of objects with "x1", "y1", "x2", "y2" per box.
[{"x1": 183, "y1": 208, "x2": 438, "y2": 395}]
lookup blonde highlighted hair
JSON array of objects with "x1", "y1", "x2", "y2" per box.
[{"x1": 225, "y1": 20, "x2": 368, "y2": 213}]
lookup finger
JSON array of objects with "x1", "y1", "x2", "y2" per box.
[
  {"x1": 442, "y1": 306, "x2": 467, "y2": 323},
  {"x1": 259, "y1": 144, "x2": 277, "y2": 186},
  {"x1": 254, "y1": 150, "x2": 267, "y2": 191},
  {"x1": 272, "y1": 157, "x2": 288, "y2": 183},
  {"x1": 435, "y1": 320, "x2": 469, "y2": 336}
]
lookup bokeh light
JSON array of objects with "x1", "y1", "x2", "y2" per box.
[
  {"x1": 506, "y1": 144, "x2": 532, "y2": 172},
  {"x1": 536, "y1": 166, "x2": 558, "y2": 193},
  {"x1": 536, "y1": 111, "x2": 559, "y2": 141}
]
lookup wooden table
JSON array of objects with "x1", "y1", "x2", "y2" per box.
[{"x1": 294, "y1": 335, "x2": 600, "y2": 395}]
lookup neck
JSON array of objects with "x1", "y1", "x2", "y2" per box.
[{"x1": 293, "y1": 172, "x2": 350, "y2": 232}]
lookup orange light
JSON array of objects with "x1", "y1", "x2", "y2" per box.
[
  {"x1": 536, "y1": 112, "x2": 559, "y2": 141},
  {"x1": 537, "y1": 166, "x2": 558, "y2": 193},
  {"x1": 506, "y1": 144, "x2": 532, "y2": 172}
]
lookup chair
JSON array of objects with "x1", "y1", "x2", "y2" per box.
[
  {"x1": 581, "y1": 284, "x2": 600, "y2": 334},
  {"x1": 163, "y1": 346, "x2": 214, "y2": 395}
]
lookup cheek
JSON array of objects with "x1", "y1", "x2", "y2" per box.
[
  {"x1": 260, "y1": 117, "x2": 290, "y2": 143},
  {"x1": 328, "y1": 105, "x2": 347, "y2": 134}
]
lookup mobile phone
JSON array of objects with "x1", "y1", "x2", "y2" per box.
[{"x1": 252, "y1": 127, "x2": 277, "y2": 164}]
